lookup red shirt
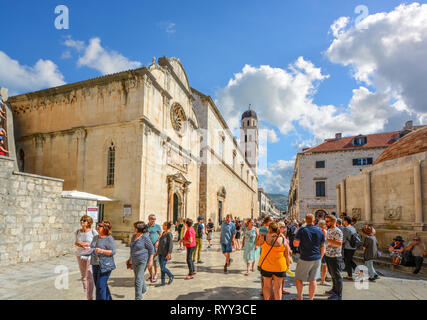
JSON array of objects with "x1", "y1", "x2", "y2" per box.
[{"x1": 183, "y1": 227, "x2": 196, "y2": 247}]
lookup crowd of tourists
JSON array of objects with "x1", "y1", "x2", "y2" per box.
[{"x1": 74, "y1": 211, "x2": 425, "y2": 300}]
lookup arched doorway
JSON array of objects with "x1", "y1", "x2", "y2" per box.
[{"x1": 217, "y1": 186, "x2": 226, "y2": 225}]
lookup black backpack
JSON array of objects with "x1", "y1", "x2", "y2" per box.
[{"x1": 350, "y1": 232, "x2": 363, "y2": 249}]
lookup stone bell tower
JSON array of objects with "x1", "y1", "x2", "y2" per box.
[{"x1": 240, "y1": 105, "x2": 258, "y2": 174}]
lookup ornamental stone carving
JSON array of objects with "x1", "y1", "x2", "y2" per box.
[
  {"x1": 384, "y1": 206, "x2": 402, "y2": 220},
  {"x1": 351, "y1": 208, "x2": 362, "y2": 221},
  {"x1": 170, "y1": 103, "x2": 187, "y2": 135}
]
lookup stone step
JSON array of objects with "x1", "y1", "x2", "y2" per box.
[
  {"x1": 353, "y1": 254, "x2": 427, "y2": 277},
  {"x1": 354, "y1": 249, "x2": 427, "y2": 268}
]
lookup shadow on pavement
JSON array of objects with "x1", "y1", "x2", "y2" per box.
[
  {"x1": 108, "y1": 277, "x2": 134, "y2": 288},
  {"x1": 175, "y1": 286, "x2": 261, "y2": 300}
]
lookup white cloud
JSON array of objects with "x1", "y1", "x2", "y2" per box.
[
  {"x1": 0, "y1": 51, "x2": 65, "y2": 96},
  {"x1": 330, "y1": 16, "x2": 350, "y2": 37},
  {"x1": 64, "y1": 37, "x2": 142, "y2": 75},
  {"x1": 259, "y1": 160, "x2": 295, "y2": 194},
  {"x1": 215, "y1": 57, "x2": 329, "y2": 137},
  {"x1": 326, "y1": 2, "x2": 427, "y2": 117}
]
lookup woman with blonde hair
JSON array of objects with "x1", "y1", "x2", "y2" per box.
[
  {"x1": 317, "y1": 220, "x2": 330, "y2": 286},
  {"x1": 256, "y1": 222, "x2": 288, "y2": 300},
  {"x1": 75, "y1": 215, "x2": 98, "y2": 300}
]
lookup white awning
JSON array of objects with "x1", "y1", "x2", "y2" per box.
[{"x1": 61, "y1": 190, "x2": 119, "y2": 202}]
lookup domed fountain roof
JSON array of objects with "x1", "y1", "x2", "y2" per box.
[{"x1": 374, "y1": 126, "x2": 427, "y2": 164}]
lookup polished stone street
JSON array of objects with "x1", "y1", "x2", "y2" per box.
[{"x1": 1, "y1": 232, "x2": 426, "y2": 300}]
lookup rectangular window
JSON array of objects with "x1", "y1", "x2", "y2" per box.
[
  {"x1": 353, "y1": 157, "x2": 373, "y2": 166},
  {"x1": 315, "y1": 160, "x2": 325, "y2": 168},
  {"x1": 245, "y1": 135, "x2": 247, "y2": 142},
  {"x1": 315, "y1": 181, "x2": 325, "y2": 197}
]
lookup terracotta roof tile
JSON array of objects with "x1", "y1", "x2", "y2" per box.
[{"x1": 302, "y1": 131, "x2": 400, "y2": 154}]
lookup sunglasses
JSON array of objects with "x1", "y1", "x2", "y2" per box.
[
  {"x1": 80, "y1": 220, "x2": 87, "y2": 223},
  {"x1": 97, "y1": 225, "x2": 104, "y2": 228}
]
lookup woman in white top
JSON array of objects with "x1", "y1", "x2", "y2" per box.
[{"x1": 75, "y1": 215, "x2": 98, "y2": 300}]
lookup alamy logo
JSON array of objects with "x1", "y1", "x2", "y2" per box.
[
  {"x1": 55, "y1": 5, "x2": 69, "y2": 30},
  {"x1": 54, "y1": 265, "x2": 69, "y2": 290}
]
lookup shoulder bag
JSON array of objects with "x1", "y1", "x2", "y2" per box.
[
  {"x1": 95, "y1": 236, "x2": 116, "y2": 273},
  {"x1": 259, "y1": 234, "x2": 282, "y2": 270}
]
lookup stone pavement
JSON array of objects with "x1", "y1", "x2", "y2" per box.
[{"x1": 1, "y1": 232, "x2": 426, "y2": 300}]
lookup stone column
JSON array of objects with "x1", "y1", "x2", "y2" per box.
[
  {"x1": 340, "y1": 179, "x2": 346, "y2": 215},
  {"x1": 74, "y1": 128, "x2": 87, "y2": 191},
  {"x1": 414, "y1": 160, "x2": 424, "y2": 230},
  {"x1": 364, "y1": 171, "x2": 372, "y2": 223},
  {"x1": 336, "y1": 185, "x2": 341, "y2": 215},
  {"x1": 167, "y1": 180, "x2": 174, "y2": 222},
  {"x1": 34, "y1": 134, "x2": 44, "y2": 175},
  {"x1": 184, "y1": 184, "x2": 189, "y2": 218}
]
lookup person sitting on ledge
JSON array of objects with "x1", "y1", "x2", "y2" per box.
[
  {"x1": 389, "y1": 236, "x2": 405, "y2": 266},
  {"x1": 406, "y1": 236, "x2": 426, "y2": 274}
]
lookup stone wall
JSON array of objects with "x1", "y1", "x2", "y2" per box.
[
  {"x1": 293, "y1": 148, "x2": 386, "y2": 219},
  {"x1": 341, "y1": 151, "x2": 427, "y2": 231},
  {"x1": 0, "y1": 156, "x2": 96, "y2": 266}
]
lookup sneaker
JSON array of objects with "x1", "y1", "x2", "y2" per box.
[
  {"x1": 413, "y1": 269, "x2": 420, "y2": 275},
  {"x1": 168, "y1": 276, "x2": 174, "y2": 285},
  {"x1": 368, "y1": 277, "x2": 376, "y2": 282},
  {"x1": 373, "y1": 275, "x2": 380, "y2": 279},
  {"x1": 185, "y1": 275, "x2": 194, "y2": 280},
  {"x1": 325, "y1": 289, "x2": 335, "y2": 295},
  {"x1": 320, "y1": 281, "x2": 331, "y2": 286},
  {"x1": 328, "y1": 295, "x2": 342, "y2": 300},
  {"x1": 198, "y1": 261, "x2": 204, "y2": 264}
]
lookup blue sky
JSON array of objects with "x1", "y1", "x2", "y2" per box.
[{"x1": 1, "y1": 0, "x2": 427, "y2": 194}]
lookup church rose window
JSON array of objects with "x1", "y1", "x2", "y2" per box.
[{"x1": 171, "y1": 104, "x2": 187, "y2": 135}]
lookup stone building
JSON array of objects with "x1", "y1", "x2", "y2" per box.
[
  {"x1": 8, "y1": 57, "x2": 258, "y2": 240},
  {"x1": 258, "y1": 188, "x2": 277, "y2": 217},
  {"x1": 339, "y1": 126, "x2": 427, "y2": 250},
  {"x1": 287, "y1": 122, "x2": 420, "y2": 221},
  {"x1": 192, "y1": 90, "x2": 258, "y2": 225}
]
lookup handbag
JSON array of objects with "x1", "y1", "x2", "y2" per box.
[
  {"x1": 94, "y1": 236, "x2": 116, "y2": 273},
  {"x1": 259, "y1": 234, "x2": 281, "y2": 270}
]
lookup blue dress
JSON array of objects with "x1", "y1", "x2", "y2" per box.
[{"x1": 243, "y1": 228, "x2": 260, "y2": 263}]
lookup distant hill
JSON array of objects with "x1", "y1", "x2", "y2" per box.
[{"x1": 267, "y1": 193, "x2": 288, "y2": 212}]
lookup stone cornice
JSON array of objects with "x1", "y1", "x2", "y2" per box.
[
  {"x1": 191, "y1": 87, "x2": 257, "y2": 178},
  {"x1": 203, "y1": 145, "x2": 257, "y2": 193},
  {"x1": 140, "y1": 116, "x2": 200, "y2": 164},
  {"x1": 158, "y1": 57, "x2": 194, "y2": 101},
  {"x1": 8, "y1": 67, "x2": 172, "y2": 115}
]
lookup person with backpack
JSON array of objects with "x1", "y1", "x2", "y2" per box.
[
  {"x1": 75, "y1": 215, "x2": 98, "y2": 300},
  {"x1": 361, "y1": 225, "x2": 380, "y2": 282},
  {"x1": 192, "y1": 217, "x2": 206, "y2": 264},
  {"x1": 206, "y1": 218, "x2": 215, "y2": 249},
  {"x1": 342, "y1": 216, "x2": 361, "y2": 280}
]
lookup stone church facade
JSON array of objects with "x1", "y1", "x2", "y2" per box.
[{"x1": 8, "y1": 57, "x2": 258, "y2": 239}]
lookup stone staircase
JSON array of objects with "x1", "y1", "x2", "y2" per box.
[{"x1": 353, "y1": 249, "x2": 427, "y2": 276}]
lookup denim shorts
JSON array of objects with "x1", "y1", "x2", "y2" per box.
[{"x1": 221, "y1": 243, "x2": 233, "y2": 254}]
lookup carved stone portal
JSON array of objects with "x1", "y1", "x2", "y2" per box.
[
  {"x1": 351, "y1": 208, "x2": 362, "y2": 221},
  {"x1": 167, "y1": 173, "x2": 191, "y2": 222},
  {"x1": 384, "y1": 206, "x2": 402, "y2": 220}
]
